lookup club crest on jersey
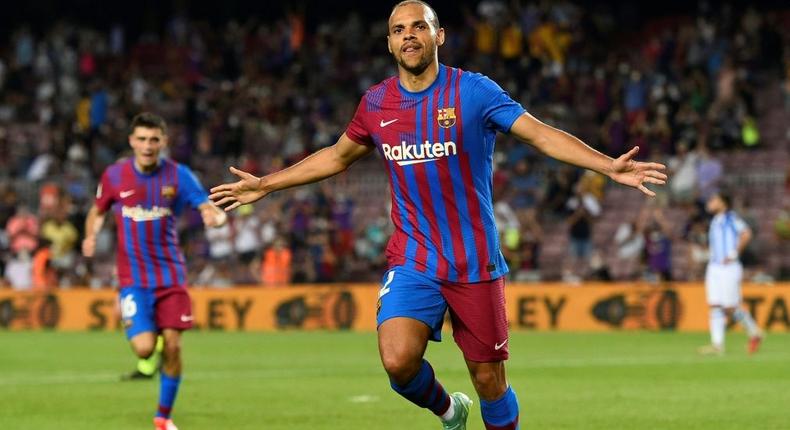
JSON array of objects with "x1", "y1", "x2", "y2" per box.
[
  {"x1": 161, "y1": 185, "x2": 176, "y2": 199},
  {"x1": 437, "y1": 107, "x2": 456, "y2": 128}
]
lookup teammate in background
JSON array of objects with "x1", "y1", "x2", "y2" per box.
[
  {"x1": 209, "y1": 2, "x2": 666, "y2": 429},
  {"x1": 698, "y1": 192, "x2": 763, "y2": 356},
  {"x1": 82, "y1": 113, "x2": 227, "y2": 430}
]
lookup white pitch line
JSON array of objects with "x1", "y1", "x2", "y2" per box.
[
  {"x1": 348, "y1": 395, "x2": 380, "y2": 403},
  {"x1": 1, "y1": 354, "x2": 787, "y2": 387}
]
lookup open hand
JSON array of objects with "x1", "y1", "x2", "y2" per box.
[
  {"x1": 609, "y1": 147, "x2": 668, "y2": 197},
  {"x1": 209, "y1": 167, "x2": 267, "y2": 211}
]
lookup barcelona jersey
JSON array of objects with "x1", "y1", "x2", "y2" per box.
[
  {"x1": 346, "y1": 64, "x2": 526, "y2": 282},
  {"x1": 95, "y1": 158, "x2": 209, "y2": 288}
]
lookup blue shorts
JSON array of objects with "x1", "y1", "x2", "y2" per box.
[
  {"x1": 376, "y1": 265, "x2": 510, "y2": 362},
  {"x1": 119, "y1": 287, "x2": 193, "y2": 339}
]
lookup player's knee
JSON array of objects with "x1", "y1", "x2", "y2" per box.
[
  {"x1": 470, "y1": 367, "x2": 506, "y2": 399},
  {"x1": 381, "y1": 350, "x2": 421, "y2": 384},
  {"x1": 133, "y1": 344, "x2": 155, "y2": 359}
]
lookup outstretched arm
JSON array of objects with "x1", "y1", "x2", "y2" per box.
[
  {"x1": 508, "y1": 113, "x2": 667, "y2": 196},
  {"x1": 82, "y1": 204, "x2": 106, "y2": 258},
  {"x1": 210, "y1": 133, "x2": 374, "y2": 210}
]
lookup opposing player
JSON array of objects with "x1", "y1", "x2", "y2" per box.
[
  {"x1": 698, "y1": 192, "x2": 763, "y2": 356},
  {"x1": 209, "y1": 2, "x2": 666, "y2": 428},
  {"x1": 82, "y1": 113, "x2": 227, "y2": 430}
]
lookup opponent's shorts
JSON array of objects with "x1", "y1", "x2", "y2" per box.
[
  {"x1": 119, "y1": 286, "x2": 193, "y2": 339},
  {"x1": 376, "y1": 265, "x2": 509, "y2": 362},
  {"x1": 705, "y1": 262, "x2": 743, "y2": 308}
]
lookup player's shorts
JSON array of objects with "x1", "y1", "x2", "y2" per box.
[
  {"x1": 705, "y1": 262, "x2": 743, "y2": 308},
  {"x1": 376, "y1": 265, "x2": 509, "y2": 362},
  {"x1": 119, "y1": 286, "x2": 193, "y2": 340}
]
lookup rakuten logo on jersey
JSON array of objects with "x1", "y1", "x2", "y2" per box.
[
  {"x1": 122, "y1": 205, "x2": 173, "y2": 222},
  {"x1": 381, "y1": 140, "x2": 457, "y2": 166}
]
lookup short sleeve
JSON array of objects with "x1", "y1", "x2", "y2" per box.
[
  {"x1": 95, "y1": 170, "x2": 115, "y2": 212},
  {"x1": 473, "y1": 75, "x2": 526, "y2": 133},
  {"x1": 345, "y1": 98, "x2": 374, "y2": 147},
  {"x1": 176, "y1": 165, "x2": 209, "y2": 211},
  {"x1": 732, "y1": 215, "x2": 748, "y2": 234}
]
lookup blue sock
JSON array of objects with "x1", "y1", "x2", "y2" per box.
[
  {"x1": 390, "y1": 359, "x2": 451, "y2": 416},
  {"x1": 156, "y1": 372, "x2": 181, "y2": 419},
  {"x1": 481, "y1": 386, "x2": 520, "y2": 430}
]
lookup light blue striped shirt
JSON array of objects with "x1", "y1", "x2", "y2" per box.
[{"x1": 708, "y1": 211, "x2": 748, "y2": 264}]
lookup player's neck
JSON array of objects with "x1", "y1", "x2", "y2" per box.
[
  {"x1": 398, "y1": 60, "x2": 440, "y2": 93},
  {"x1": 134, "y1": 159, "x2": 161, "y2": 174}
]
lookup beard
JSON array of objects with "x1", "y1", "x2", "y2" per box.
[{"x1": 393, "y1": 46, "x2": 434, "y2": 76}]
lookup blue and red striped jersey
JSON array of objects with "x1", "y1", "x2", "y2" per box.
[
  {"x1": 95, "y1": 158, "x2": 209, "y2": 288},
  {"x1": 346, "y1": 65, "x2": 526, "y2": 282}
]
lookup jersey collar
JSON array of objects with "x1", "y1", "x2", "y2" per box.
[{"x1": 397, "y1": 64, "x2": 447, "y2": 99}]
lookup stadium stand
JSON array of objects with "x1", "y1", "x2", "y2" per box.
[{"x1": 0, "y1": 1, "x2": 788, "y2": 288}]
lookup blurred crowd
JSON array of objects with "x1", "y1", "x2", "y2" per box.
[{"x1": 1, "y1": 1, "x2": 789, "y2": 290}]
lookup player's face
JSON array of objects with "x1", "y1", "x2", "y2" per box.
[
  {"x1": 129, "y1": 126, "x2": 167, "y2": 170},
  {"x1": 706, "y1": 195, "x2": 723, "y2": 214},
  {"x1": 387, "y1": 4, "x2": 444, "y2": 75}
]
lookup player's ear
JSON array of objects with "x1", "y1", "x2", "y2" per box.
[
  {"x1": 387, "y1": 35, "x2": 393, "y2": 54},
  {"x1": 436, "y1": 27, "x2": 445, "y2": 47}
]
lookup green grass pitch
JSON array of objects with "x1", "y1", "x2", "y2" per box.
[{"x1": 2, "y1": 331, "x2": 788, "y2": 429}]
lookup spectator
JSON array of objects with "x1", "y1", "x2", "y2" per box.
[
  {"x1": 613, "y1": 218, "x2": 646, "y2": 280},
  {"x1": 0, "y1": 185, "x2": 19, "y2": 228},
  {"x1": 667, "y1": 141, "x2": 699, "y2": 204},
  {"x1": 543, "y1": 166, "x2": 576, "y2": 216},
  {"x1": 205, "y1": 221, "x2": 234, "y2": 262},
  {"x1": 500, "y1": 17, "x2": 524, "y2": 74},
  {"x1": 588, "y1": 250, "x2": 612, "y2": 281},
  {"x1": 564, "y1": 180, "x2": 601, "y2": 281},
  {"x1": 642, "y1": 206, "x2": 673, "y2": 282},
  {"x1": 260, "y1": 237, "x2": 292, "y2": 286},
  {"x1": 498, "y1": 198, "x2": 521, "y2": 277},
  {"x1": 6, "y1": 205, "x2": 39, "y2": 255},
  {"x1": 331, "y1": 194, "x2": 355, "y2": 258},
  {"x1": 513, "y1": 208, "x2": 543, "y2": 281},
  {"x1": 309, "y1": 232, "x2": 337, "y2": 283},
  {"x1": 32, "y1": 238, "x2": 57, "y2": 290},
  {"x1": 624, "y1": 70, "x2": 648, "y2": 119},
  {"x1": 40, "y1": 208, "x2": 79, "y2": 271},
  {"x1": 234, "y1": 205, "x2": 262, "y2": 265},
  {"x1": 0, "y1": 3, "x2": 786, "y2": 284},
  {"x1": 602, "y1": 108, "x2": 628, "y2": 158},
  {"x1": 5, "y1": 250, "x2": 32, "y2": 290},
  {"x1": 696, "y1": 146, "x2": 723, "y2": 202},
  {"x1": 38, "y1": 183, "x2": 61, "y2": 219},
  {"x1": 510, "y1": 159, "x2": 542, "y2": 209}
]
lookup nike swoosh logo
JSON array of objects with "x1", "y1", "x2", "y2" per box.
[
  {"x1": 494, "y1": 339, "x2": 508, "y2": 350},
  {"x1": 120, "y1": 190, "x2": 135, "y2": 198},
  {"x1": 380, "y1": 119, "x2": 398, "y2": 127},
  {"x1": 180, "y1": 315, "x2": 194, "y2": 322}
]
